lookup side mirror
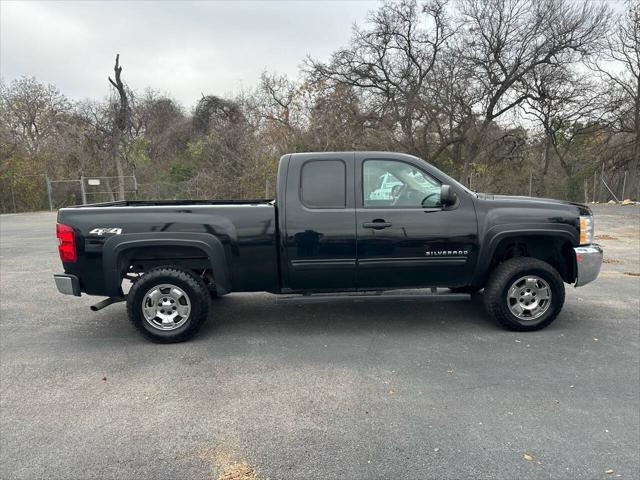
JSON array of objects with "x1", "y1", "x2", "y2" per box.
[{"x1": 440, "y1": 184, "x2": 457, "y2": 207}]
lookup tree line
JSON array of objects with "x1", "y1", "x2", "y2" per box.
[{"x1": 1, "y1": 0, "x2": 638, "y2": 212}]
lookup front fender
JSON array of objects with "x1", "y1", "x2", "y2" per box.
[{"x1": 472, "y1": 224, "x2": 578, "y2": 285}]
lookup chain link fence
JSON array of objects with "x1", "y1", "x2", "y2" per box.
[{"x1": 0, "y1": 168, "x2": 636, "y2": 214}]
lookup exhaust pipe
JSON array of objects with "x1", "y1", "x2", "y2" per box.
[{"x1": 90, "y1": 296, "x2": 125, "y2": 311}]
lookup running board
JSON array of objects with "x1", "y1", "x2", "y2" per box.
[{"x1": 276, "y1": 288, "x2": 470, "y2": 304}]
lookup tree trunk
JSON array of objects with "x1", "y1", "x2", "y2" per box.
[
  {"x1": 463, "y1": 135, "x2": 483, "y2": 187},
  {"x1": 542, "y1": 135, "x2": 552, "y2": 175},
  {"x1": 538, "y1": 134, "x2": 553, "y2": 197},
  {"x1": 462, "y1": 156, "x2": 470, "y2": 187},
  {"x1": 463, "y1": 120, "x2": 491, "y2": 186},
  {"x1": 112, "y1": 129, "x2": 126, "y2": 200},
  {"x1": 108, "y1": 54, "x2": 130, "y2": 201}
]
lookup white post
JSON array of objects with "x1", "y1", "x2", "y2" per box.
[
  {"x1": 45, "y1": 175, "x2": 53, "y2": 211},
  {"x1": 80, "y1": 176, "x2": 87, "y2": 204}
]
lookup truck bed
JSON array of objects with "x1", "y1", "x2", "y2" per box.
[{"x1": 57, "y1": 201, "x2": 280, "y2": 295}]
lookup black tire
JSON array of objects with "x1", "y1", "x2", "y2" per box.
[
  {"x1": 127, "y1": 266, "x2": 209, "y2": 343},
  {"x1": 483, "y1": 257, "x2": 565, "y2": 331}
]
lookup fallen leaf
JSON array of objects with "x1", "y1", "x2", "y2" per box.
[
  {"x1": 523, "y1": 454, "x2": 534, "y2": 461},
  {"x1": 101, "y1": 377, "x2": 107, "y2": 381},
  {"x1": 603, "y1": 257, "x2": 622, "y2": 264},
  {"x1": 389, "y1": 389, "x2": 395, "y2": 395}
]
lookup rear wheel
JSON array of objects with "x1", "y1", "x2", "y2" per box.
[
  {"x1": 127, "y1": 266, "x2": 209, "y2": 343},
  {"x1": 484, "y1": 257, "x2": 565, "y2": 331}
]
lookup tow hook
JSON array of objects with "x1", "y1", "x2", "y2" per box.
[{"x1": 90, "y1": 296, "x2": 126, "y2": 311}]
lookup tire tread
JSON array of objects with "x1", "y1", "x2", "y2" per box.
[
  {"x1": 126, "y1": 266, "x2": 209, "y2": 343},
  {"x1": 483, "y1": 257, "x2": 565, "y2": 331}
]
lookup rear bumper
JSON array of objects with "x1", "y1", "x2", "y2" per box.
[
  {"x1": 574, "y1": 244, "x2": 603, "y2": 287},
  {"x1": 54, "y1": 274, "x2": 81, "y2": 296}
]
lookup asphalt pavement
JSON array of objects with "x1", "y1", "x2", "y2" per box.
[{"x1": 0, "y1": 205, "x2": 638, "y2": 479}]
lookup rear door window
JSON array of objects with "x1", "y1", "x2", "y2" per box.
[{"x1": 300, "y1": 160, "x2": 346, "y2": 208}]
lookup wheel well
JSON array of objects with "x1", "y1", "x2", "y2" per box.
[
  {"x1": 118, "y1": 246, "x2": 216, "y2": 290},
  {"x1": 489, "y1": 236, "x2": 576, "y2": 283}
]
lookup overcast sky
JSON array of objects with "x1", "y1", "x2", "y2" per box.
[{"x1": 1, "y1": 0, "x2": 378, "y2": 107}]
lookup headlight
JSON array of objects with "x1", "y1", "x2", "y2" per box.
[{"x1": 580, "y1": 215, "x2": 594, "y2": 245}]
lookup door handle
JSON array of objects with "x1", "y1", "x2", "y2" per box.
[{"x1": 362, "y1": 220, "x2": 392, "y2": 229}]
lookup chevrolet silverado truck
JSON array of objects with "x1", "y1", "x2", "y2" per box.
[{"x1": 54, "y1": 152, "x2": 603, "y2": 343}]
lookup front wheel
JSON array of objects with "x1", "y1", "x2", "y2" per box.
[
  {"x1": 127, "y1": 267, "x2": 209, "y2": 343},
  {"x1": 483, "y1": 257, "x2": 565, "y2": 331}
]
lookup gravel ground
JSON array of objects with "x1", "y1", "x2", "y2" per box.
[{"x1": 1, "y1": 204, "x2": 638, "y2": 480}]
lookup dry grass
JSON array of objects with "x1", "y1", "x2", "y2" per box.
[
  {"x1": 195, "y1": 446, "x2": 261, "y2": 480},
  {"x1": 623, "y1": 272, "x2": 640, "y2": 277},
  {"x1": 595, "y1": 234, "x2": 618, "y2": 240},
  {"x1": 218, "y1": 462, "x2": 258, "y2": 480}
]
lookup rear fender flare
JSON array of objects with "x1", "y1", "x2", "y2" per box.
[{"x1": 102, "y1": 232, "x2": 231, "y2": 296}]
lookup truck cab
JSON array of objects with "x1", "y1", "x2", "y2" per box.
[{"x1": 279, "y1": 152, "x2": 478, "y2": 292}]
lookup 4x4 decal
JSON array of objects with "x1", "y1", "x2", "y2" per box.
[{"x1": 89, "y1": 227, "x2": 122, "y2": 236}]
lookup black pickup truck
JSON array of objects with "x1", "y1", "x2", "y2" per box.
[{"x1": 54, "y1": 152, "x2": 602, "y2": 342}]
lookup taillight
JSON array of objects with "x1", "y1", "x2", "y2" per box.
[{"x1": 56, "y1": 223, "x2": 77, "y2": 262}]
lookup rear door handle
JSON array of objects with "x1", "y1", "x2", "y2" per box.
[{"x1": 362, "y1": 220, "x2": 392, "y2": 229}]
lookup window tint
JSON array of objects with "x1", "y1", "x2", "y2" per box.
[
  {"x1": 363, "y1": 160, "x2": 441, "y2": 208},
  {"x1": 301, "y1": 160, "x2": 346, "y2": 208}
]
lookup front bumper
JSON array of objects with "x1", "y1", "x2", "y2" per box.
[
  {"x1": 54, "y1": 274, "x2": 81, "y2": 296},
  {"x1": 574, "y1": 244, "x2": 603, "y2": 287}
]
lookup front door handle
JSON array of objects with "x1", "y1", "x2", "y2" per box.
[{"x1": 362, "y1": 219, "x2": 392, "y2": 230}]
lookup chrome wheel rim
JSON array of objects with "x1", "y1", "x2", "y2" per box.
[
  {"x1": 142, "y1": 284, "x2": 191, "y2": 331},
  {"x1": 506, "y1": 275, "x2": 552, "y2": 321}
]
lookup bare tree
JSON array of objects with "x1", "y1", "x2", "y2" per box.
[
  {"x1": 0, "y1": 76, "x2": 70, "y2": 166},
  {"x1": 588, "y1": 1, "x2": 639, "y2": 197},
  {"x1": 108, "y1": 54, "x2": 131, "y2": 200},
  {"x1": 523, "y1": 64, "x2": 604, "y2": 198},
  {"x1": 307, "y1": 0, "x2": 454, "y2": 159},
  {"x1": 458, "y1": 0, "x2": 611, "y2": 183}
]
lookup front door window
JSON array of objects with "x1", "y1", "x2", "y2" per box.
[{"x1": 363, "y1": 160, "x2": 441, "y2": 208}]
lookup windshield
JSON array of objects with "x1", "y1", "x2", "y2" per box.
[{"x1": 412, "y1": 156, "x2": 476, "y2": 196}]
